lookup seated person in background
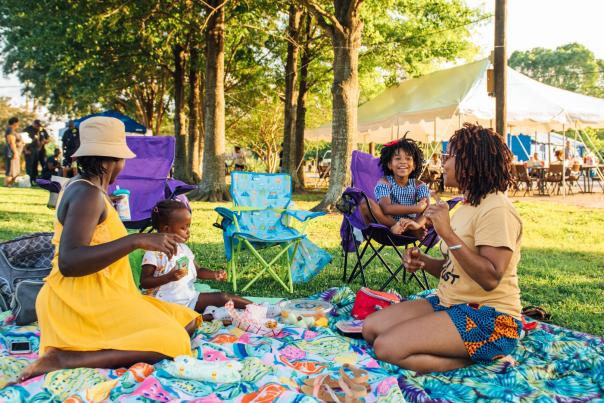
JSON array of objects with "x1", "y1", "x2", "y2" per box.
[
  {"x1": 427, "y1": 153, "x2": 442, "y2": 174},
  {"x1": 529, "y1": 153, "x2": 542, "y2": 167},
  {"x1": 140, "y1": 200, "x2": 252, "y2": 320},
  {"x1": 41, "y1": 148, "x2": 62, "y2": 180},
  {"x1": 359, "y1": 138, "x2": 430, "y2": 235},
  {"x1": 427, "y1": 153, "x2": 443, "y2": 188},
  {"x1": 551, "y1": 149, "x2": 566, "y2": 165},
  {"x1": 528, "y1": 153, "x2": 543, "y2": 177}
]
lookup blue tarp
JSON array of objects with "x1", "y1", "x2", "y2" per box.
[{"x1": 75, "y1": 110, "x2": 147, "y2": 134}]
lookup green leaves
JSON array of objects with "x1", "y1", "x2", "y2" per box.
[{"x1": 509, "y1": 43, "x2": 603, "y2": 97}]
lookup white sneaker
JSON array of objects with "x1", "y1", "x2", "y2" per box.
[{"x1": 203, "y1": 306, "x2": 231, "y2": 321}]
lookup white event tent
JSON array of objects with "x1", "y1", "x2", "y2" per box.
[{"x1": 306, "y1": 58, "x2": 604, "y2": 144}]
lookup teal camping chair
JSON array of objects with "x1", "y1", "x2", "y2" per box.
[{"x1": 215, "y1": 172, "x2": 325, "y2": 293}]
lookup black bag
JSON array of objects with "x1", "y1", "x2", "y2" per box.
[{"x1": 0, "y1": 232, "x2": 54, "y2": 325}]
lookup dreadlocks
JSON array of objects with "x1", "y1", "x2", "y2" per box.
[
  {"x1": 379, "y1": 138, "x2": 424, "y2": 179},
  {"x1": 150, "y1": 199, "x2": 189, "y2": 231},
  {"x1": 448, "y1": 123, "x2": 513, "y2": 206}
]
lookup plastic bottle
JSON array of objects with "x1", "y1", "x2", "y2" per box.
[{"x1": 112, "y1": 186, "x2": 131, "y2": 221}]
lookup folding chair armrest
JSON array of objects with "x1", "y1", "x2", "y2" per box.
[
  {"x1": 36, "y1": 179, "x2": 63, "y2": 193},
  {"x1": 282, "y1": 209, "x2": 325, "y2": 222},
  {"x1": 215, "y1": 206, "x2": 235, "y2": 220}
]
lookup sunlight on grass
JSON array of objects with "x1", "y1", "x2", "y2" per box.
[{"x1": 0, "y1": 186, "x2": 602, "y2": 336}]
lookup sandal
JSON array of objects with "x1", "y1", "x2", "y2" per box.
[
  {"x1": 302, "y1": 364, "x2": 369, "y2": 390},
  {"x1": 301, "y1": 365, "x2": 369, "y2": 401},
  {"x1": 340, "y1": 364, "x2": 369, "y2": 388},
  {"x1": 522, "y1": 305, "x2": 551, "y2": 321},
  {"x1": 301, "y1": 376, "x2": 365, "y2": 403}
]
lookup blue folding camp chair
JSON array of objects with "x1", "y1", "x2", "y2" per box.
[{"x1": 215, "y1": 172, "x2": 325, "y2": 293}]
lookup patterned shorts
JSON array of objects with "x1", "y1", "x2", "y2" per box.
[{"x1": 426, "y1": 295, "x2": 522, "y2": 363}]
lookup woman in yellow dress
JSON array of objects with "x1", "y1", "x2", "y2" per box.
[{"x1": 20, "y1": 117, "x2": 200, "y2": 381}]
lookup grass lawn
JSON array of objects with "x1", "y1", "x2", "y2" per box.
[{"x1": 0, "y1": 184, "x2": 603, "y2": 336}]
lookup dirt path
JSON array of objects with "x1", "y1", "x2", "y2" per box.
[{"x1": 510, "y1": 192, "x2": 604, "y2": 209}]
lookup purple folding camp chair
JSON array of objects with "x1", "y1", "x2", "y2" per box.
[
  {"x1": 37, "y1": 136, "x2": 195, "y2": 230},
  {"x1": 339, "y1": 150, "x2": 460, "y2": 291}
]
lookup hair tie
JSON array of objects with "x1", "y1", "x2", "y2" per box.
[{"x1": 383, "y1": 140, "x2": 399, "y2": 147}]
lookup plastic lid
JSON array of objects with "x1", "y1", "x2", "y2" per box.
[
  {"x1": 280, "y1": 299, "x2": 333, "y2": 316},
  {"x1": 112, "y1": 189, "x2": 130, "y2": 196}
]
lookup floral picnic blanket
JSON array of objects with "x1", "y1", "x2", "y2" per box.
[
  {"x1": 320, "y1": 288, "x2": 604, "y2": 402},
  {"x1": 0, "y1": 287, "x2": 602, "y2": 402},
  {"x1": 0, "y1": 289, "x2": 401, "y2": 402}
]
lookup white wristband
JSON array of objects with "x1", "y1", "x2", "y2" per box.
[{"x1": 448, "y1": 244, "x2": 462, "y2": 251}]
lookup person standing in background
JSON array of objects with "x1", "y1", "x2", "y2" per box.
[
  {"x1": 62, "y1": 120, "x2": 80, "y2": 177},
  {"x1": 24, "y1": 119, "x2": 49, "y2": 184},
  {"x1": 564, "y1": 140, "x2": 576, "y2": 161},
  {"x1": 231, "y1": 146, "x2": 247, "y2": 171},
  {"x1": 4, "y1": 117, "x2": 22, "y2": 187}
]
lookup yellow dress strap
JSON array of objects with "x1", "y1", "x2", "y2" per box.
[{"x1": 63, "y1": 178, "x2": 113, "y2": 206}]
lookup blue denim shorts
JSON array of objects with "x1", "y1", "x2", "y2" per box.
[{"x1": 426, "y1": 295, "x2": 522, "y2": 363}]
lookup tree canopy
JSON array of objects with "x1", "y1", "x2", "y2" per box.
[
  {"x1": 1, "y1": 0, "x2": 485, "y2": 198},
  {"x1": 509, "y1": 43, "x2": 604, "y2": 98}
]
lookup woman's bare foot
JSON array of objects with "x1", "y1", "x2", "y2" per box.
[{"x1": 17, "y1": 348, "x2": 65, "y2": 383}]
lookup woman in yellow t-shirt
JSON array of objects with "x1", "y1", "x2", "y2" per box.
[
  {"x1": 19, "y1": 117, "x2": 200, "y2": 382},
  {"x1": 363, "y1": 123, "x2": 523, "y2": 373}
]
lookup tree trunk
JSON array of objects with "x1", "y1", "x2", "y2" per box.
[
  {"x1": 282, "y1": 6, "x2": 302, "y2": 180},
  {"x1": 187, "y1": 45, "x2": 202, "y2": 182},
  {"x1": 197, "y1": 75, "x2": 205, "y2": 178},
  {"x1": 314, "y1": 15, "x2": 362, "y2": 211},
  {"x1": 154, "y1": 73, "x2": 168, "y2": 136},
  {"x1": 190, "y1": 0, "x2": 229, "y2": 201},
  {"x1": 173, "y1": 44, "x2": 188, "y2": 180},
  {"x1": 293, "y1": 14, "x2": 312, "y2": 189}
]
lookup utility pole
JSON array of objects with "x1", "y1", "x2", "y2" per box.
[{"x1": 494, "y1": 0, "x2": 507, "y2": 142}]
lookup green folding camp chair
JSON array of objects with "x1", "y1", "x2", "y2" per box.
[{"x1": 215, "y1": 172, "x2": 325, "y2": 293}]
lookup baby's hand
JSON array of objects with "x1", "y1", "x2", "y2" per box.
[
  {"x1": 214, "y1": 270, "x2": 228, "y2": 282},
  {"x1": 169, "y1": 267, "x2": 187, "y2": 281}
]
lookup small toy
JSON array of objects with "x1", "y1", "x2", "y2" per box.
[{"x1": 226, "y1": 301, "x2": 283, "y2": 336}]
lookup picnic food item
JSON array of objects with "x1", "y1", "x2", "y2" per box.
[
  {"x1": 226, "y1": 301, "x2": 283, "y2": 336},
  {"x1": 279, "y1": 299, "x2": 332, "y2": 328},
  {"x1": 176, "y1": 256, "x2": 189, "y2": 270},
  {"x1": 351, "y1": 287, "x2": 400, "y2": 320}
]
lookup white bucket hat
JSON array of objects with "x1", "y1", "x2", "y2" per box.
[{"x1": 72, "y1": 116, "x2": 135, "y2": 159}]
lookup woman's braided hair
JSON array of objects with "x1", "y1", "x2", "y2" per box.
[
  {"x1": 150, "y1": 199, "x2": 189, "y2": 231},
  {"x1": 448, "y1": 123, "x2": 513, "y2": 206},
  {"x1": 379, "y1": 137, "x2": 424, "y2": 179}
]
